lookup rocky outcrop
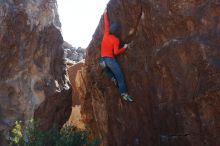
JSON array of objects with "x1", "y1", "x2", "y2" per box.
[
  {"x1": 76, "y1": 0, "x2": 220, "y2": 146},
  {"x1": 68, "y1": 61, "x2": 85, "y2": 106},
  {"x1": 63, "y1": 41, "x2": 86, "y2": 65},
  {"x1": 0, "y1": 0, "x2": 71, "y2": 145},
  {"x1": 66, "y1": 61, "x2": 85, "y2": 129}
]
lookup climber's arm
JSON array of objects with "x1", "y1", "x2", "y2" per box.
[
  {"x1": 113, "y1": 38, "x2": 126, "y2": 55},
  {"x1": 104, "y1": 9, "x2": 109, "y2": 35}
]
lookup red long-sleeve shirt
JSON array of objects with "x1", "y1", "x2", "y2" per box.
[{"x1": 101, "y1": 12, "x2": 125, "y2": 58}]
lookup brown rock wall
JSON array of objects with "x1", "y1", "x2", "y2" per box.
[
  {"x1": 76, "y1": 0, "x2": 220, "y2": 146},
  {"x1": 68, "y1": 62, "x2": 85, "y2": 106},
  {"x1": 0, "y1": 0, "x2": 71, "y2": 145}
]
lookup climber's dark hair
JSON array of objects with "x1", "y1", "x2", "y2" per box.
[{"x1": 109, "y1": 23, "x2": 121, "y2": 38}]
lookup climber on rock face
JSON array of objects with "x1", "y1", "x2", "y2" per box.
[{"x1": 99, "y1": 8, "x2": 133, "y2": 102}]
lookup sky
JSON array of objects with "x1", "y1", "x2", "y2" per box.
[{"x1": 57, "y1": 0, "x2": 109, "y2": 48}]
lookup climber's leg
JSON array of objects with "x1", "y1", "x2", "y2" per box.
[
  {"x1": 104, "y1": 67, "x2": 114, "y2": 79},
  {"x1": 103, "y1": 57, "x2": 127, "y2": 94},
  {"x1": 103, "y1": 67, "x2": 118, "y2": 86}
]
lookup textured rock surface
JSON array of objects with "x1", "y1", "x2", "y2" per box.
[
  {"x1": 76, "y1": 0, "x2": 220, "y2": 146},
  {"x1": 0, "y1": 0, "x2": 71, "y2": 145},
  {"x1": 66, "y1": 105, "x2": 85, "y2": 129},
  {"x1": 63, "y1": 41, "x2": 86, "y2": 65},
  {"x1": 66, "y1": 62, "x2": 85, "y2": 129},
  {"x1": 68, "y1": 61, "x2": 85, "y2": 106}
]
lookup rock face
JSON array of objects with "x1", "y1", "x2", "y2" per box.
[
  {"x1": 77, "y1": 0, "x2": 220, "y2": 146},
  {"x1": 0, "y1": 0, "x2": 71, "y2": 145},
  {"x1": 66, "y1": 61, "x2": 85, "y2": 129},
  {"x1": 68, "y1": 61, "x2": 85, "y2": 106}
]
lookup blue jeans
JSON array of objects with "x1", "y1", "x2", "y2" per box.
[{"x1": 103, "y1": 57, "x2": 127, "y2": 94}]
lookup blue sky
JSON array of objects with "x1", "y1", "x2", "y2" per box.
[{"x1": 57, "y1": 0, "x2": 109, "y2": 48}]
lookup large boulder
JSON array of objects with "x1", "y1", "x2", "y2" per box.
[
  {"x1": 0, "y1": 0, "x2": 72, "y2": 145},
  {"x1": 75, "y1": 0, "x2": 220, "y2": 146},
  {"x1": 68, "y1": 61, "x2": 85, "y2": 106},
  {"x1": 66, "y1": 61, "x2": 85, "y2": 129}
]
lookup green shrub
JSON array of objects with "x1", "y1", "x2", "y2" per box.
[{"x1": 10, "y1": 120, "x2": 100, "y2": 146}]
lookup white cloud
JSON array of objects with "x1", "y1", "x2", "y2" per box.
[{"x1": 57, "y1": 0, "x2": 109, "y2": 48}]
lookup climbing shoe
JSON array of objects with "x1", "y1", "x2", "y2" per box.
[{"x1": 121, "y1": 93, "x2": 134, "y2": 102}]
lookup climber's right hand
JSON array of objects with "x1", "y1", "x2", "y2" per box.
[
  {"x1": 104, "y1": 8, "x2": 107, "y2": 14},
  {"x1": 123, "y1": 44, "x2": 128, "y2": 49}
]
